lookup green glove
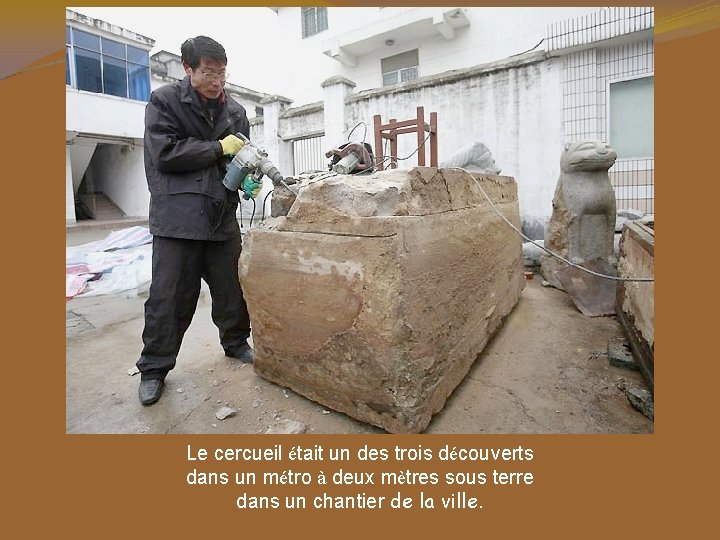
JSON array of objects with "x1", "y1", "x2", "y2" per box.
[
  {"x1": 219, "y1": 134, "x2": 244, "y2": 156},
  {"x1": 241, "y1": 175, "x2": 263, "y2": 199}
]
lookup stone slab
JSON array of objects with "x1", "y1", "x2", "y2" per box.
[
  {"x1": 556, "y1": 258, "x2": 617, "y2": 317},
  {"x1": 240, "y1": 167, "x2": 525, "y2": 433},
  {"x1": 616, "y1": 221, "x2": 654, "y2": 391},
  {"x1": 607, "y1": 337, "x2": 639, "y2": 371}
]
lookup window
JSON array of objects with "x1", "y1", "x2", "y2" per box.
[
  {"x1": 302, "y1": 7, "x2": 328, "y2": 38},
  {"x1": 127, "y1": 45, "x2": 150, "y2": 100},
  {"x1": 609, "y1": 75, "x2": 654, "y2": 159},
  {"x1": 103, "y1": 55, "x2": 127, "y2": 98},
  {"x1": 381, "y1": 49, "x2": 419, "y2": 86},
  {"x1": 66, "y1": 26, "x2": 151, "y2": 101},
  {"x1": 65, "y1": 26, "x2": 71, "y2": 85},
  {"x1": 75, "y1": 48, "x2": 102, "y2": 93}
]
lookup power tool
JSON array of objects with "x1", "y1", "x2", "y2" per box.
[
  {"x1": 222, "y1": 133, "x2": 284, "y2": 199},
  {"x1": 325, "y1": 142, "x2": 374, "y2": 174}
]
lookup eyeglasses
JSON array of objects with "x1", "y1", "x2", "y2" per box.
[{"x1": 199, "y1": 71, "x2": 228, "y2": 82}]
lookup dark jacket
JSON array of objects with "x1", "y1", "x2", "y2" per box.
[{"x1": 144, "y1": 76, "x2": 250, "y2": 240}]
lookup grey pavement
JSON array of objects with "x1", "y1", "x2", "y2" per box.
[{"x1": 66, "y1": 223, "x2": 654, "y2": 435}]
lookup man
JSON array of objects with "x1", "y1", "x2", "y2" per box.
[{"x1": 136, "y1": 36, "x2": 259, "y2": 406}]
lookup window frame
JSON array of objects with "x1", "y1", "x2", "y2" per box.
[
  {"x1": 66, "y1": 24, "x2": 151, "y2": 102},
  {"x1": 74, "y1": 47, "x2": 103, "y2": 93},
  {"x1": 606, "y1": 73, "x2": 654, "y2": 161},
  {"x1": 381, "y1": 50, "x2": 419, "y2": 87},
  {"x1": 301, "y1": 7, "x2": 328, "y2": 38},
  {"x1": 102, "y1": 53, "x2": 129, "y2": 98}
]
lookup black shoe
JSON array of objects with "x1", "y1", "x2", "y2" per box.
[
  {"x1": 138, "y1": 378, "x2": 164, "y2": 406},
  {"x1": 225, "y1": 342, "x2": 255, "y2": 364}
]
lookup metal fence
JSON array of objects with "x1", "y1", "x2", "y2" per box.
[
  {"x1": 292, "y1": 134, "x2": 327, "y2": 175},
  {"x1": 555, "y1": 7, "x2": 654, "y2": 215},
  {"x1": 547, "y1": 6, "x2": 654, "y2": 52},
  {"x1": 609, "y1": 159, "x2": 654, "y2": 214}
]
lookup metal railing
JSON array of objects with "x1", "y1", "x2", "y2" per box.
[{"x1": 292, "y1": 134, "x2": 327, "y2": 175}]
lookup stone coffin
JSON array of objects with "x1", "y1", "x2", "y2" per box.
[
  {"x1": 616, "y1": 220, "x2": 654, "y2": 392},
  {"x1": 239, "y1": 167, "x2": 525, "y2": 433}
]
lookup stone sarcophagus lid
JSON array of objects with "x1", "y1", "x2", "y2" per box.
[{"x1": 239, "y1": 167, "x2": 525, "y2": 433}]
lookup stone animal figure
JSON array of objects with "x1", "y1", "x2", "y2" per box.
[{"x1": 542, "y1": 140, "x2": 618, "y2": 288}]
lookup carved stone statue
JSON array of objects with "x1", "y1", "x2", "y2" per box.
[{"x1": 541, "y1": 140, "x2": 618, "y2": 289}]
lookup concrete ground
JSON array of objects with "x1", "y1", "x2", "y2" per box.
[{"x1": 66, "y1": 226, "x2": 653, "y2": 435}]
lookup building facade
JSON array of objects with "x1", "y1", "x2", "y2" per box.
[
  {"x1": 65, "y1": 9, "x2": 152, "y2": 224},
  {"x1": 66, "y1": 7, "x2": 654, "y2": 230},
  {"x1": 272, "y1": 6, "x2": 654, "y2": 228},
  {"x1": 65, "y1": 9, "x2": 269, "y2": 225},
  {"x1": 274, "y1": 7, "x2": 603, "y2": 99}
]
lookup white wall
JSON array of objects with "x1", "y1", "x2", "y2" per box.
[
  {"x1": 249, "y1": 121, "x2": 264, "y2": 147},
  {"x1": 66, "y1": 89, "x2": 146, "y2": 219},
  {"x1": 150, "y1": 77, "x2": 169, "y2": 93},
  {"x1": 344, "y1": 54, "x2": 564, "y2": 221},
  {"x1": 66, "y1": 146, "x2": 76, "y2": 224},
  {"x1": 280, "y1": 106, "x2": 324, "y2": 140},
  {"x1": 69, "y1": 141, "x2": 96, "y2": 193},
  {"x1": 87, "y1": 142, "x2": 148, "y2": 217},
  {"x1": 66, "y1": 88, "x2": 147, "y2": 138},
  {"x1": 275, "y1": 7, "x2": 600, "y2": 106},
  {"x1": 228, "y1": 96, "x2": 265, "y2": 119},
  {"x1": 165, "y1": 58, "x2": 186, "y2": 80}
]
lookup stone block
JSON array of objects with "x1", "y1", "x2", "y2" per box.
[
  {"x1": 240, "y1": 167, "x2": 525, "y2": 433},
  {"x1": 616, "y1": 220, "x2": 654, "y2": 391},
  {"x1": 607, "y1": 337, "x2": 639, "y2": 371}
]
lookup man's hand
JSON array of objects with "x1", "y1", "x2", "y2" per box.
[
  {"x1": 219, "y1": 134, "x2": 244, "y2": 156},
  {"x1": 241, "y1": 175, "x2": 263, "y2": 199}
]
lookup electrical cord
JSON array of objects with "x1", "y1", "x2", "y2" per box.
[
  {"x1": 287, "y1": 126, "x2": 651, "y2": 282},
  {"x1": 355, "y1": 130, "x2": 434, "y2": 175},
  {"x1": 250, "y1": 123, "x2": 367, "y2": 223},
  {"x1": 448, "y1": 167, "x2": 655, "y2": 283},
  {"x1": 374, "y1": 131, "x2": 432, "y2": 170},
  {"x1": 276, "y1": 131, "x2": 649, "y2": 282},
  {"x1": 261, "y1": 189, "x2": 274, "y2": 221},
  {"x1": 509, "y1": 38, "x2": 545, "y2": 57},
  {"x1": 239, "y1": 196, "x2": 258, "y2": 229},
  {"x1": 347, "y1": 122, "x2": 368, "y2": 145}
]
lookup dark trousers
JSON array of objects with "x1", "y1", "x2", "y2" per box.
[{"x1": 136, "y1": 235, "x2": 251, "y2": 380}]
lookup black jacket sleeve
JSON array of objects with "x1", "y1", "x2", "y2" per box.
[{"x1": 145, "y1": 92, "x2": 221, "y2": 173}]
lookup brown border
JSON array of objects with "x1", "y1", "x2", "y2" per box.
[{"x1": 2, "y1": 1, "x2": 717, "y2": 536}]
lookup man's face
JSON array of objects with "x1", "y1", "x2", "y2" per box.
[{"x1": 185, "y1": 57, "x2": 227, "y2": 100}]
